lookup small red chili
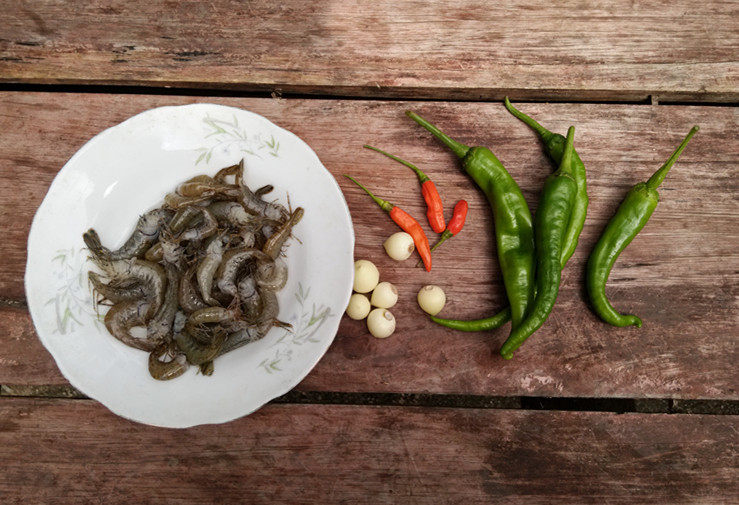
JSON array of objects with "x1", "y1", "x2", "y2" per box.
[
  {"x1": 344, "y1": 175, "x2": 432, "y2": 271},
  {"x1": 364, "y1": 145, "x2": 446, "y2": 233},
  {"x1": 430, "y1": 200, "x2": 468, "y2": 253}
]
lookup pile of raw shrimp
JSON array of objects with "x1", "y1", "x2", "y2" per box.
[{"x1": 83, "y1": 160, "x2": 303, "y2": 380}]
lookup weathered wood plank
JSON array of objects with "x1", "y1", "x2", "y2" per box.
[
  {"x1": 0, "y1": 398, "x2": 736, "y2": 504},
  {"x1": 0, "y1": 93, "x2": 737, "y2": 399},
  {"x1": 1, "y1": 0, "x2": 737, "y2": 101}
]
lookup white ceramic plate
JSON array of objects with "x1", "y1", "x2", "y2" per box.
[{"x1": 25, "y1": 104, "x2": 354, "y2": 428}]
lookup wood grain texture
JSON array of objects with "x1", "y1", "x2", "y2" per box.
[
  {"x1": 1, "y1": 0, "x2": 738, "y2": 101},
  {"x1": 0, "y1": 398, "x2": 736, "y2": 504},
  {"x1": 1, "y1": 93, "x2": 737, "y2": 399}
]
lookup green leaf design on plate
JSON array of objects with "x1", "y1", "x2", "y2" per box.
[
  {"x1": 46, "y1": 247, "x2": 103, "y2": 334},
  {"x1": 194, "y1": 113, "x2": 282, "y2": 165},
  {"x1": 260, "y1": 282, "x2": 333, "y2": 374}
]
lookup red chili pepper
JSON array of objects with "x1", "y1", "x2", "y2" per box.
[
  {"x1": 430, "y1": 200, "x2": 468, "y2": 253},
  {"x1": 364, "y1": 145, "x2": 446, "y2": 233},
  {"x1": 344, "y1": 175, "x2": 432, "y2": 271}
]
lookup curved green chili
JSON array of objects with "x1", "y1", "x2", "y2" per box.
[
  {"x1": 431, "y1": 99, "x2": 589, "y2": 333},
  {"x1": 430, "y1": 307, "x2": 511, "y2": 332},
  {"x1": 500, "y1": 126, "x2": 578, "y2": 359},
  {"x1": 406, "y1": 110, "x2": 535, "y2": 329},
  {"x1": 587, "y1": 126, "x2": 699, "y2": 327},
  {"x1": 504, "y1": 97, "x2": 588, "y2": 267}
]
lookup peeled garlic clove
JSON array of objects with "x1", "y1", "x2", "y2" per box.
[
  {"x1": 417, "y1": 285, "x2": 446, "y2": 315},
  {"x1": 367, "y1": 308, "x2": 396, "y2": 338},
  {"x1": 383, "y1": 232, "x2": 415, "y2": 261},
  {"x1": 346, "y1": 293, "x2": 371, "y2": 320},
  {"x1": 370, "y1": 281, "x2": 398, "y2": 309},
  {"x1": 353, "y1": 259, "x2": 380, "y2": 293}
]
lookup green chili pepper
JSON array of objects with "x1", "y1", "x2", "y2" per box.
[
  {"x1": 504, "y1": 97, "x2": 588, "y2": 267},
  {"x1": 430, "y1": 100, "x2": 589, "y2": 333},
  {"x1": 406, "y1": 110, "x2": 535, "y2": 329},
  {"x1": 587, "y1": 126, "x2": 699, "y2": 328},
  {"x1": 499, "y1": 126, "x2": 578, "y2": 359},
  {"x1": 430, "y1": 307, "x2": 511, "y2": 332}
]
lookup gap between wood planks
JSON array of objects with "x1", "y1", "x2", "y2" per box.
[
  {"x1": 0, "y1": 82, "x2": 736, "y2": 107},
  {"x1": 1, "y1": 385, "x2": 737, "y2": 415}
]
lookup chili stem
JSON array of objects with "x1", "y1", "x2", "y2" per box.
[
  {"x1": 405, "y1": 111, "x2": 470, "y2": 159},
  {"x1": 646, "y1": 126, "x2": 700, "y2": 190},
  {"x1": 364, "y1": 145, "x2": 430, "y2": 183},
  {"x1": 343, "y1": 175, "x2": 393, "y2": 212},
  {"x1": 430, "y1": 231, "x2": 452, "y2": 253},
  {"x1": 503, "y1": 97, "x2": 556, "y2": 144},
  {"x1": 557, "y1": 126, "x2": 576, "y2": 175}
]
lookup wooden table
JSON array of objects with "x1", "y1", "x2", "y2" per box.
[{"x1": 1, "y1": 2, "x2": 737, "y2": 503}]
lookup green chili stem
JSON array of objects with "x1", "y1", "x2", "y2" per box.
[
  {"x1": 343, "y1": 175, "x2": 393, "y2": 212},
  {"x1": 503, "y1": 97, "x2": 556, "y2": 145},
  {"x1": 405, "y1": 111, "x2": 470, "y2": 159},
  {"x1": 557, "y1": 126, "x2": 576, "y2": 176},
  {"x1": 646, "y1": 126, "x2": 700, "y2": 190},
  {"x1": 364, "y1": 145, "x2": 430, "y2": 183},
  {"x1": 430, "y1": 230, "x2": 452, "y2": 252}
]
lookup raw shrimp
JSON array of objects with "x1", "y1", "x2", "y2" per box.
[
  {"x1": 104, "y1": 299, "x2": 158, "y2": 351},
  {"x1": 177, "y1": 179, "x2": 220, "y2": 198},
  {"x1": 197, "y1": 234, "x2": 226, "y2": 306},
  {"x1": 176, "y1": 175, "x2": 213, "y2": 195},
  {"x1": 92, "y1": 258, "x2": 167, "y2": 312},
  {"x1": 169, "y1": 206, "x2": 202, "y2": 234},
  {"x1": 207, "y1": 201, "x2": 256, "y2": 228},
  {"x1": 256, "y1": 289, "x2": 280, "y2": 328},
  {"x1": 237, "y1": 276, "x2": 260, "y2": 321},
  {"x1": 164, "y1": 192, "x2": 213, "y2": 209},
  {"x1": 148, "y1": 343, "x2": 189, "y2": 381},
  {"x1": 83, "y1": 209, "x2": 172, "y2": 261},
  {"x1": 174, "y1": 329, "x2": 227, "y2": 366},
  {"x1": 178, "y1": 265, "x2": 209, "y2": 314},
  {"x1": 215, "y1": 247, "x2": 270, "y2": 298},
  {"x1": 236, "y1": 159, "x2": 287, "y2": 220},
  {"x1": 88, "y1": 272, "x2": 148, "y2": 304},
  {"x1": 256, "y1": 257, "x2": 288, "y2": 290},
  {"x1": 262, "y1": 208, "x2": 304, "y2": 259},
  {"x1": 218, "y1": 325, "x2": 267, "y2": 355},
  {"x1": 177, "y1": 208, "x2": 217, "y2": 242},
  {"x1": 146, "y1": 264, "x2": 180, "y2": 341},
  {"x1": 185, "y1": 306, "x2": 240, "y2": 344}
]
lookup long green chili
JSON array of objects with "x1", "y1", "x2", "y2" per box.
[
  {"x1": 586, "y1": 126, "x2": 699, "y2": 327},
  {"x1": 499, "y1": 126, "x2": 578, "y2": 359},
  {"x1": 406, "y1": 110, "x2": 535, "y2": 330}
]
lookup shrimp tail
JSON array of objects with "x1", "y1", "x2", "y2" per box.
[
  {"x1": 274, "y1": 319, "x2": 293, "y2": 330},
  {"x1": 83, "y1": 229, "x2": 110, "y2": 259}
]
